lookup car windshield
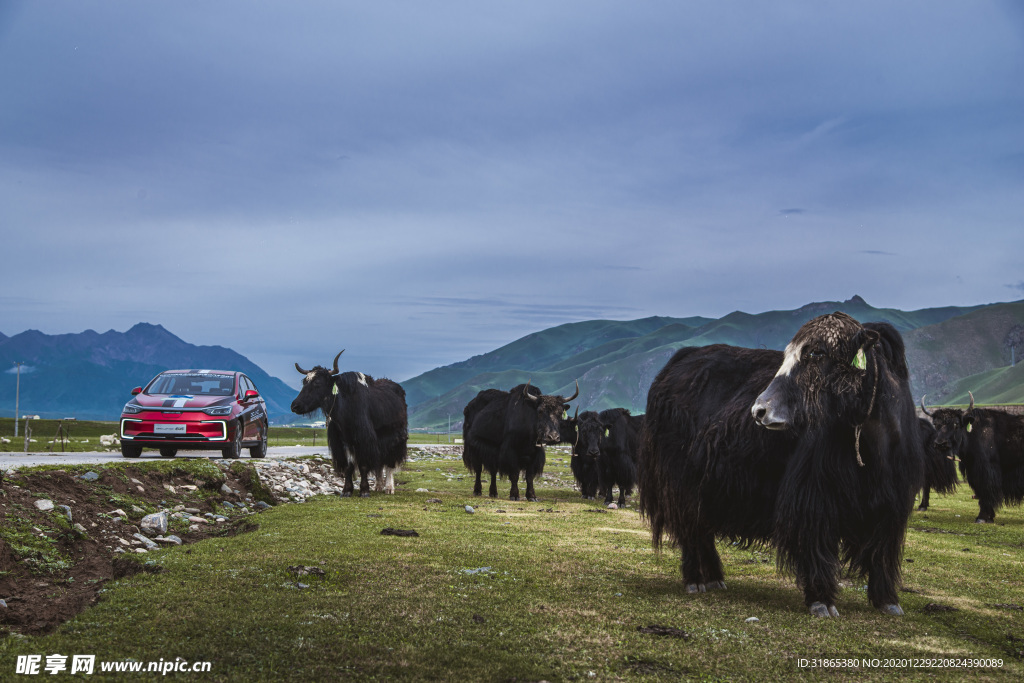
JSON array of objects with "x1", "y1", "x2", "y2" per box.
[{"x1": 147, "y1": 373, "x2": 235, "y2": 396}]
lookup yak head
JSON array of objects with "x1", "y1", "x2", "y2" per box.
[
  {"x1": 921, "y1": 392, "x2": 975, "y2": 456},
  {"x1": 573, "y1": 410, "x2": 605, "y2": 461},
  {"x1": 290, "y1": 350, "x2": 345, "y2": 416},
  {"x1": 751, "y1": 312, "x2": 880, "y2": 431},
  {"x1": 511, "y1": 380, "x2": 580, "y2": 445}
]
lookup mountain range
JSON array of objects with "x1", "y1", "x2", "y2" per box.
[
  {"x1": 401, "y1": 295, "x2": 1024, "y2": 429},
  {"x1": 3, "y1": 295, "x2": 1022, "y2": 427},
  {"x1": 0, "y1": 324, "x2": 297, "y2": 422}
]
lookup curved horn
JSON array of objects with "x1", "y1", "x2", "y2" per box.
[
  {"x1": 573, "y1": 405, "x2": 579, "y2": 420},
  {"x1": 331, "y1": 350, "x2": 345, "y2": 375},
  {"x1": 522, "y1": 380, "x2": 539, "y2": 403},
  {"x1": 920, "y1": 395, "x2": 934, "y2": 417},
  {"x1": 968, "y1": 391, "x2": 975, "y2": 412},
  {"x1": 564, "y1": 380, "x2": 580, "y2": 402},
  {"x1": 295, "y1": 362, "x2": 310, "y2": 375}
]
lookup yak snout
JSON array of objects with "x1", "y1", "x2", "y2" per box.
[{"x1": 751, "y1": 381, "x2": 790, "y2": 430}]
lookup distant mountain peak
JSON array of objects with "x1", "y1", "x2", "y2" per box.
[{"x1": 845, "y1": 294, "x2": 868, "y2": 305}]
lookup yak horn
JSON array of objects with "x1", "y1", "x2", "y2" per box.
[
  {"x1": 920, "y1": 395, "x2": 933, "y2": 417},
  {"x1": 331, "y1": 350, "x2": 345, "y2": 375},
  {"x1": 565, "y1": 380, "x2": 580, "y2": 402},
  {"x1": 295, "y1": 362, "x2": 310, "y2": 375},
  {"x1": 523, "y1": 380, "x2": 539, "y2": 403},
  {"x1": 968, "y1": 391, "x2": 975, "y2": 412}
]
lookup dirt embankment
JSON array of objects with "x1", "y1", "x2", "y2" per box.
[{"x1": 0, "y1": 460, "x2": 275, "y2": 635}]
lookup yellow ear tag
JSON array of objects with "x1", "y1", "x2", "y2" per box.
[
  {"x1": 852, "y1": 347, "x2": 866, "y2": 370},
  {"x1": 966, "y1": 423, "x2": 972, "y2": 433},
  {"x1": 604, "y1": 428, "x2": 610, "y2": 437},
  {"x1": 332, "y1": 383, "x2": 338, "y2": 396}
]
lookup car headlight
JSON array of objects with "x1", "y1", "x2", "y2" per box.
[
  {"x1": 123, "y1": 403, "x2": 144, "y2": 415},
  {"x1": 203, "y1": 405, "x2": 233, "y2": 416}
]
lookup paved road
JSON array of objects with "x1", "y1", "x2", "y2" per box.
[{"x1": 0, "y1": 446, "x2": 329, "y2": 471}]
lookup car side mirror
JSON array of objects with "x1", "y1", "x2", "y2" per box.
[
  {"x1": 131, "y1": 387, "x2": 143, "y2": 395},
  {"x1": 243, "y1": 389, "x2": 260, "y2": 400}
]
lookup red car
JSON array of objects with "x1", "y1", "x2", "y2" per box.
[{"x1": 119, "y1": 369, "x2": 268, "y2": 459}]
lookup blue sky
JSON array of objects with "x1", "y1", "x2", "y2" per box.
[{"x1": 2, "y1": 1, "x2": 1022, "y2": 388}]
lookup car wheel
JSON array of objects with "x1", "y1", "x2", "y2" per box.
[
  {"x1": 222, "y1": 423, "x2": 242, "y2": 459},
  {"x1": 249, "y1": 424, "x2": 267, "y2": 458},
  {"x1": 121, "y1": 443, "x2": 142, "y2": 458},
  {"x1": 159, "y1": 447, "x2": 177, "y2": 458}
]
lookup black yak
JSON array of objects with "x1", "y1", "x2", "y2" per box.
[
  {"x1": 597, "y1": 408, "x2": 640, "y2": 507},
  {"x1": 914, "y1": 406, "x2": 959, "y2": 511},
  {"x1": 568, "y1": 410, "x2": 603, "y2": 500},
  {"x1": 290, "y1": 351, "x2": 408, "y2": 497},
  {"x1": 924, "y1": 392, "x2": 1024, "y2": 523},
  {"x1": 462, "y1": 381, "x2": 579, "y2": 501},
  {"x1": 639, "y1": 312, "x2": 923, "y2": 618}
]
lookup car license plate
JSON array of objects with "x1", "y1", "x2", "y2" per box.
[{"x1": 155, "y1": 424, "x2": 186, "y2": 435}]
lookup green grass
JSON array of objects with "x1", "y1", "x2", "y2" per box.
[{"x1": 1, "y1": 452, "x2": 1021, "y2": 681}]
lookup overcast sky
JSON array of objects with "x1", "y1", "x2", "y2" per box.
[{"x1": 2, "y1": 1, "x2": 1022, "y2": 388}]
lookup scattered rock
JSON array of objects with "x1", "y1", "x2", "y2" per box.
[
  {"x1": 132, "y1": 533, "x2": 159, "y2": 550},
  {"x1": 426, "y1": 498, "x2": 443, "y2": 504},
  {"x1": 745, "y1": 617, "x2": 760, "y2": 623},
  {"x1": 415, "y1": 488, "x2": 429, "y2": 493},
  {"x1": 140, "y1": 511, "x2": 169, "y2": 536},
  {"x1": 80, "y1": 471, "x2": 100, "y2": 481},
  {"x1": 57, "y1": 505, "x2": 73, "y2": 522},
  {"x1": 607, "y1": 503, "x2": 618, "y2": 510},
  {"x1": 155, "y1": 535, "x2": 183, "y2": 546},
  {"x1": 465, "y1": 506, "x2": 475, "y2": 514},
  {"x1": 34, "y1": 499, "x2": 55, "y2": 511}
]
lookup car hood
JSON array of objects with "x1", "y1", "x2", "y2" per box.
[{"x1": 130, "y1": 394, "x2": 234, "y2": 410}]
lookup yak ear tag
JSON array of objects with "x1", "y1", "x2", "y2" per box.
[
  {"x1": 966, "y1": 423, "x2": 973, "y2": 433},
  {"x1": 852, "y1": 347, "x2": 867, "y2": 370},
  {"x1": 604, "y1": 428, "x2": 610, "y2": 437},
  {"x1": 331, "y1": 383, "x2": 339, "y2": 396}
]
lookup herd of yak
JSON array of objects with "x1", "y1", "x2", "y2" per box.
[{"x1": 290, "y1": 313, "x2": 1024, "y2": 618}]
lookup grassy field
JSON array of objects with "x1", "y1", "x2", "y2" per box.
[
  {"x1": 1, "y1": 450, "x2": 1022, "y2": 681},
  {"x1": 0, "y1": 418, "x2": 454, "y2": 452}
]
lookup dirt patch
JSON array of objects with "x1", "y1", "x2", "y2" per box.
[{"x1": 0, "y1": 460, "x2": 276, "y2": 636}]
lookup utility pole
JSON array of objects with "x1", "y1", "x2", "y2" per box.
[{"x1": 13, "y1": 362, "x2": 23, "y2": 437}]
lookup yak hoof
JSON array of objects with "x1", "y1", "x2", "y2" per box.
[
  {"x1": 360, "y1": 492, "x2": 371, "y2": 498},
  {"x1": 809, "y1": 602, "x2": 839, "y2": 618},
  {"x1": 916, "y1": 505, "x2": 928, "y2": 512},
  {"x1": 879, "y1": 604, "x2": 904, "y2": 616},
  {"x1": 527, "y1": 496, "x2": 538, "y2": 502},
  {"x1": 709, "y1": 581, "x2": 726, "y2": 590},
  {"x1": 340, "y1": 491, "x2": 352, "y2": 498},
  {"x1": 685, "y1": 583, "x2": 706, "y2": 594},
  {"x1": 975, "y1": 518, "x2": 993, "y2": 524}
]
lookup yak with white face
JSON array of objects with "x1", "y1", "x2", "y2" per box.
[
  {"x1": 639, "y1": 312, "x2": 923, "y2": 618},
  {"x1": 291, "y1": 351, "x2": 408, "y2": 497}
]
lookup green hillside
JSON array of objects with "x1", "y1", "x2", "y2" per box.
[
  {"x1": 935, "y1": 362, "x2": 1024, "y2": 405},
  {"x1": 903, "y1": 300, "x2": 1024, "y2": 403},
  {"x1": 402, "y1": 315, "x2": 711, "y2": 406},
  {"x1": 406, "y1": 296, "x2": 1004, "y2": 430}
]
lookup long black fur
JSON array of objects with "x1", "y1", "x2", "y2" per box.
[
  {"x1": 597, "y1": 408, "x2": 640, "y2": 506},
  {"x1": 915, "y1": 417, "x2": 958, "y2": 511},
  {"x1": 290, "y1": 367, "x2": 407, "y2": 497},
  {"x1": 929, "y1": 406, "x2": 1024, "y2": 523},
  {"x1": 462, "y1": 383, "x2": 570, "y2": 501},
  {"x1": 569, "y1": 411, "x2": 602, "y2": 499},
  {"x1": 638, "y1": 313, "x2": 923, "y2": 615}
]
